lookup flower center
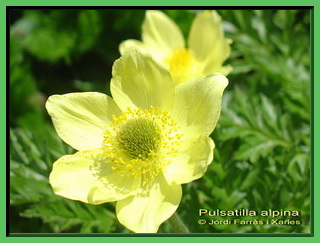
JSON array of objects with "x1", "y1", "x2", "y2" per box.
[
  {"x1": 103, "y1": 107, "x2": 183, "y2": 184},
  {"x1": 116, "y1": 117, "x2": 161, "y2": 160},
  {"x1": 164, "y1": 48, "x2": 203, "y2": 85}
]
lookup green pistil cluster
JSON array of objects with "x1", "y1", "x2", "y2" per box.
[{"x1": 116, "y1": 117, "x2": 161, "y2": 160}]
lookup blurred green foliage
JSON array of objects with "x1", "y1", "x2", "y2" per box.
[{"x1": 9, "y1": 9, "x2": 311, "y2": 233}]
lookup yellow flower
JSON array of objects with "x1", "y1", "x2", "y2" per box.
[
  {"x1": 46, "y1": 48, "x2": 228, "y2": 233},
  {"x1": 120, "y1": 10, "x2": 232, "y2": 85}
]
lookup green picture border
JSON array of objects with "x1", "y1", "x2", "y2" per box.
[{"x1": 3, "y1": 0, "x2": 318, "y2": 242}]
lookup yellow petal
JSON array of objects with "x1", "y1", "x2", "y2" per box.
[
  {"x1": 188, "y1": 10, "x2": 231, "y2": 74},
  {"x1": 116, "y1": 174, "x2": 181, "y2": 233},
  {"x1": 142, "y1": 10, "x2": 185, "y2": 57},
  {"x1": 49, "y1": 150, "x2": 141, "y2": 205},
  {"x1": 171, "y1": 73, "x2": 228, "y2": 137},
  {"x1": 46, "y1": 92, "x2": 121, "y2": 151},
  {"x1": 111, "y1": 47, "x2": 174, "y2": 111},
  {"x1": 164, "y1": 136, "x2": 214, "y2": 184}
]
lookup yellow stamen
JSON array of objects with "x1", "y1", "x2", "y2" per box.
[
  {"x1": 103, "y1": 107, "x2": 183, "y2": 184},
  {"x1": 164, "y1": 48, "x2": 203, "y2": 85}
]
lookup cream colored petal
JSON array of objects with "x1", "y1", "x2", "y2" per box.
[
  {"x1": 171, "y1": 73, "x2": 228, "y2": 137},
  {"x1": 119, "y1": 39, "x2": 145, "y2": 55},
  {"x1": 116, "y1": 174, "x2": 181, "y2": 233},
  {"x1": 142, "y1": 10, "x2": 185, "y2": 56},
  {"x1": 111, "y1": 47, "x2": 174, "y2": 111},
  {"x1": 220, "y1": 64, "x2": 233, "y2": 76},
  {"x1": 119, "y1": 39, "x2": 170, "y2": 65},
  {"x1": 49, "y1": 150, "x2": 141, "y2": 205},
  {"x1": 189, "y1": 10, "x2": 231, "y2": 74},
  {"x1": 164, "y1": 136, "x2": 214, "y2": 184},
  {"x1": 46, "y1": 92, "x2": 121, "y2": 151}
]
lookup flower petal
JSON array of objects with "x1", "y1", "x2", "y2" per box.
[
  {"x1": 142, "y1": 10, "x2": 185, "y2": 57},
  {"x1": 188, "y1": 10, "x2": 231, "y2": 74},
  {"x1": 116, "y1": 174, "x2": 181, "y2": 233},
  {"x1": 119, "y1": 39, "x2": 166, "y2": 65},
  {"x1": 171, "y1": 73, "x2": 228, "y2": 136},
  {"x1": 49, "y1": 150, "x2": 141, "y2": 205},
  {"x1": 164, "y1": 136, "x2": 214, "y2": 184},
  {"x1": 46, "y1": 92, "x2": 121, "y2": 151},
  {"x1": 119, "y1": 39, "x2": 145, "y2": 55},
  {"x1": 111, "y1": 47, "x2": 174, "y2": 111}
]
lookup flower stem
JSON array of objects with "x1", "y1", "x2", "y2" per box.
[{"x1": 168, "y1": 212, "x2": 190, "y2": 233}]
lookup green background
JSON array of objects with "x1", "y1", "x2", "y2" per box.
[{"x1": 1, "y1": 1, "x2": 317, "y2": 240}]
